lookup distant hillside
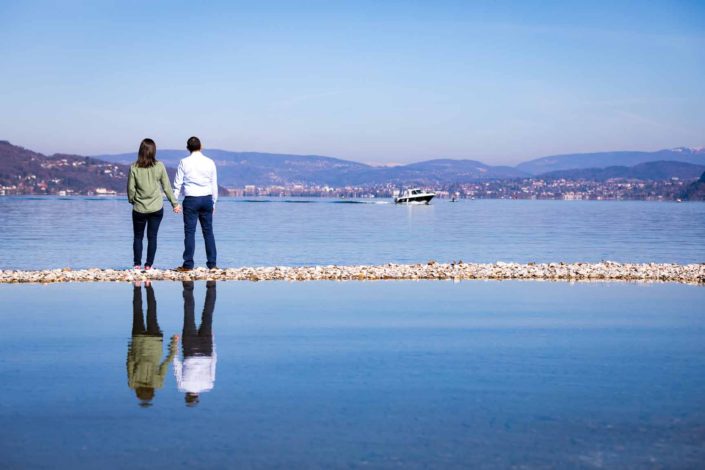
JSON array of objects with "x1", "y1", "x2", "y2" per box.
[
  {"x1": 99, "y1": 146, "x2": 705, "y2": 187},
  {"x1": 0, "y1": 141, "x2": 231, "y2": 196},
  {"x1": 96, "y1": 149, "x2": 372, "y2": 187},
  {"x1": 342, "y1": 159, "x2": 528, "y2": 186},
  {"x1": 96, "y1": 151, "x2": 528, "y2": 186},
  {"x1": 540, "y1": 161, "x2": 705, "y2": 181},
  {"x1": 518, "y1": 147, "x2": 705, "y2": 175},
  {"x1": 0, "y1": 141, "x2": 128, "y2": 194},
  {"x1": 4, "y1": 140, "x2": 705, "y2": 196},
  {"x1": 682, "y1": 171, "x2": 705, "y2": 200}
]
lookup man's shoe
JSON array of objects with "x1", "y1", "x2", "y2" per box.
[
  {"x1": 208, "y1": 266, "x2": 219, "y2": 271},
  {"x1": 175, "y1": 266, "x2": 193, "y2": 272}
]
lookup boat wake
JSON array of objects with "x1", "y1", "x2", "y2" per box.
[{"x1": 229, "y1": 199, "x2": 391, "y2": 205}]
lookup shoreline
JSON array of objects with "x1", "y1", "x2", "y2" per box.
[
  {"x1": 1, "y1": 195, "x2": 700, "y2": 203},
  {"x1": 1, "y1": 262, "x2": 703, "y2": 285}
]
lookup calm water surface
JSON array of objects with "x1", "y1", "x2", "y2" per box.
[
  {"x1": 0, "y1": 197, "x2": 704, "y2": 269},
  {"x1": 0, "y1": 281, "x2": 703, "y2": 468}
]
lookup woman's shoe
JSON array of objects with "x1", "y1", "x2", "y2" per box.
[
  {"x1": 144, "y1": 265, "x2": 153, "y2": 271},
  {"x1": 134, "y1": 265, "x2": 142, "y2": 271}
]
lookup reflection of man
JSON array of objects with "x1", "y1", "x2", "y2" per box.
[
  {"x1": 127, "y1": 281, "x2": 178, "y2": 407},
  {"x1": 174, "y1": 281, "x2": 217, "y2": 406}
]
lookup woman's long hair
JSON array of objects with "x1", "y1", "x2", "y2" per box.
[{"x1": 136, "y1": 138, "x2": 157, "y2": 168}]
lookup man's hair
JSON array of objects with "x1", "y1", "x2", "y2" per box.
[
  {"x1": 185, "y1": 392, "x2": 200, "y2": 407},
  {"x1": 187, "y1": 136, "x2": 202, "y2": 152}
]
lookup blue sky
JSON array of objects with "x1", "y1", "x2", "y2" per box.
[{"x1": 1, "y1": 0, "x2": 704, "y2": 164}]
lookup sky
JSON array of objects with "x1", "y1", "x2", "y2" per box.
[{"x1": 1, "y1": 0, "x2": 704, "y2": 165}]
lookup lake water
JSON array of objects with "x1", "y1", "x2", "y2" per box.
[
  {"x1": 2, "y1": 197, "x2": 704, "y2": 467},
  {"x1": 1, "y1": 280, "x2": 703, "y2": 468},
  {"x1": 0, "y1": 197, "x2": 704, "y2": 270}
]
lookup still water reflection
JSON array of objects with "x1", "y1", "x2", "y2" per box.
[
  {"x1": 128, "y1": 281, "x2": 217, "y2": 407},
  {"x1": 127, "y1": 283, "x2": 176, "y2": 406},
  {"x1": 177, "y1": 281, "x2": 217, "y2": 406},
  {"x1": 1, "y1": 281, "x2": 704, "y2": 468}
]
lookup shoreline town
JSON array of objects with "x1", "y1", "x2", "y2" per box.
[{"x1": 1, "y1": 261, "x2": 703, "y2": 284}]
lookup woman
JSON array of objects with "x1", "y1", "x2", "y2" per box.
[
  {"x1": 127, "y1": 280, "x2": 179, "y2": 407},
  {"x1": 127, "y1": 138, "x2": 180, "y2": 270}
]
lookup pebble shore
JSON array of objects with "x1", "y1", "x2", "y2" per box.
[{"x1": 1, "y1": 261, "x2": 704, "y2": 284}]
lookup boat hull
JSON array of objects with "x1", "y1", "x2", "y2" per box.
[{"x1": 394, "y1": 194, "x2": 434, "y2": 204}]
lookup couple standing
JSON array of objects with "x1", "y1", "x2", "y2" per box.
[
  {"x1": 127, "y1": 136, "x2": 218, "y2": 271},
  {"x1": 128, "y1": 280, "x2": 217, "y2": 407}
]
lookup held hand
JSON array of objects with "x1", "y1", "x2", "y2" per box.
[{"x1": 173, "y1": 204, "x2": 182, "y2": 214}]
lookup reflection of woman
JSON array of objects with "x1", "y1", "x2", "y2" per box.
[
  {"x1": 127, "y1": 281, "x2": 178, "y2": 407},
  {"x1": 127, "y1": 138, "x2": 180, "y2": 271}
]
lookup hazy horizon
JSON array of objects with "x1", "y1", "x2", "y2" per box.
[{"x1": 1, "y1": 1, "x2": 704, "y2": 165}]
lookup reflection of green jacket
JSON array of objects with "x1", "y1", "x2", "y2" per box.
[{"x1": 127, "y1": 336, "x2": 177, "y2": 390}]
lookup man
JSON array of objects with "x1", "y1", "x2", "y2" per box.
[
  {"x1": 173, "y1": 136, "x2": 218, "y2": 271},
  {"x1": 173, "y1": 281, "x2": 217, "y2": 407}
]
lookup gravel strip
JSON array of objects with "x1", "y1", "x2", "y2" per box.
[{"x1": 0, "y1": 261, "x2": 704, "y2": 284}]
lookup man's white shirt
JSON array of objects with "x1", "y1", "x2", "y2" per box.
[
  {"x1": 173, "y1": 151, "x2": 218, "y2": 204},
  {"x1": 173, "y1": 352, "x2": 217, "y2": 394}
]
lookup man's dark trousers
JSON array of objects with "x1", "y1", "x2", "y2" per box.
[
  {"x1": 182, "y1": 281, "x2": 216, "y2": 357},
  {"x1": 182, "y1": 195, "x2": 217, "y2": 269}
]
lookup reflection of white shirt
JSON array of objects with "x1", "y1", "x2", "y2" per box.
[
  {"x1": 173, "y1": 352, "x2": 217, "y2": 394},
  {"x1": 172, "y1": 151, "x2": 218, "y2": 204}
]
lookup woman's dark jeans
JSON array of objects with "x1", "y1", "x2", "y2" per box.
[
  {"x1": 132, "y1": 284, "x2": 162, "y2": 336},
  {"x1": 132, "y1": 208, "x2": 164, "y2": 267}
]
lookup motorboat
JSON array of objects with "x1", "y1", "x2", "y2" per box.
[{"x1": 394, "y1": 188, "x2": 435, "y2": 204}]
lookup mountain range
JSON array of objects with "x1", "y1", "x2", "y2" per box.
[
  {"x1": 1, "y1": 140, "x2": 704, "y2": 195},
  {"x1": 95, "y1": 150, "x2": 371, "y2": 187},
  {"x1": 95, "y1": 146, "x2": 705, "y2": 187},
  {"x1": 540, "y1": 161, "x2": 705, "y2": 181},
  {"x1": 516, "y1": 147, "x2": 705, "y2": 175}
]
